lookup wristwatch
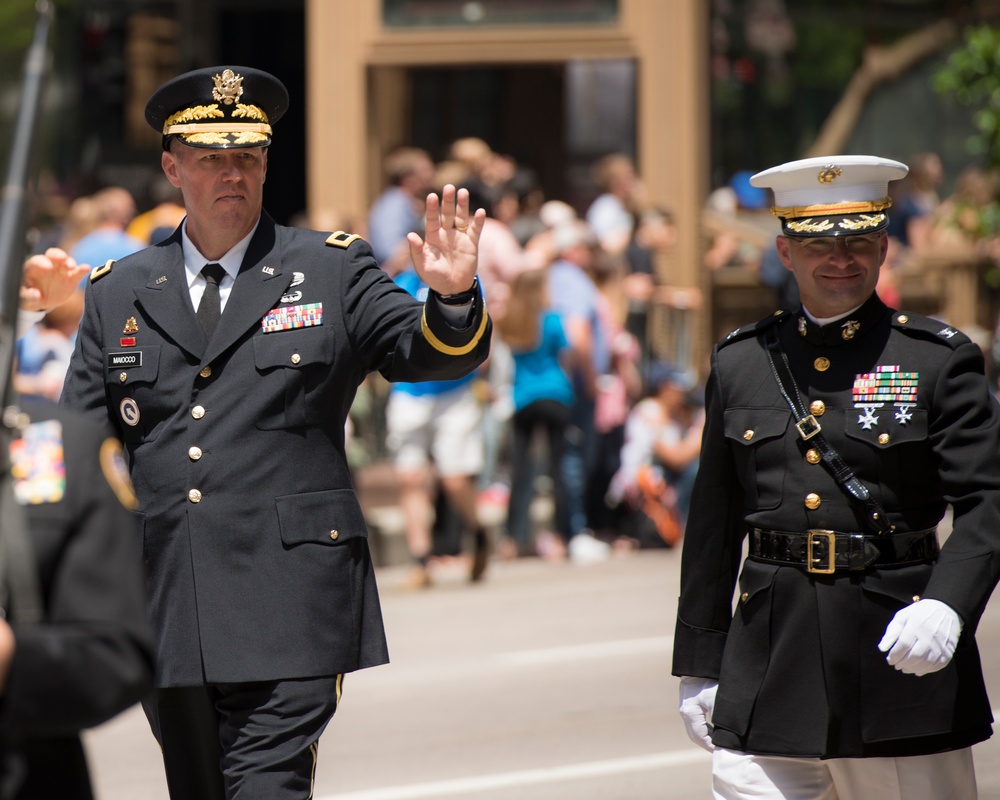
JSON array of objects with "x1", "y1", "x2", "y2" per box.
[{"x1": 435, "y1": 276, "x2": 479, "y2": 305}]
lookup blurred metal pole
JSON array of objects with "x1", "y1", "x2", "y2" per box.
[{"x1": 0, "y1": 0, "x2": 54, "y2": 416}]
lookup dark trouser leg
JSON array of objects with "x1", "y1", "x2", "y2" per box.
[
  {"x1": 217, "y1": 675, "x2": 342, "y2": 800},
  {"x1": 506, "y1": 407, "x2": 538, "y2": 550},
  {"x1": 538, "y1": 400, "x2": 570, "y2": 538},
  {"x1": 561, "y1": 398, "x2": 596, "y2": 538},
  {"x1": 142, "y1": 674, "x2": 342, "y2": 800},
  {"x1": 143, "y1": 686, "x2": 227, "y2": 800}
]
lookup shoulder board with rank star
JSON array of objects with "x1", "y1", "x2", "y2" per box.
[
  {"x1": 90, "y1": 259, "x2": 115, "y2": 283},
  {"x1": 325, "y1": 230, "x2": 363, "y2": 249},
  {"x1": 890, "y1": 311, "x2": 970, "y2": 349},
  {"x1": 717, "y1": 308, "x2": 790, "y2": 349}
]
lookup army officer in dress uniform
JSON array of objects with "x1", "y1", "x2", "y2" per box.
[
  {"x1": 61, "y1": 66, "x2": 491, "y2": 800},
  {"x1": 673, "y1": 155, "x2": 1000, "y2": 799}
]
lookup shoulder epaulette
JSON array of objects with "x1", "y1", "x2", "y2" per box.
[
  {"x1": 891, "y1": 311, "x2": 970, "y2": 349},
  {"x1": 718, "y1": 309, "x2": 789, "y2": 348},
  {"x1": 325, "y1": 230, "x2": 363, "y2": 249},
  {"x1": 90, "y1": 259, "x2": 115, "y2": 283}
]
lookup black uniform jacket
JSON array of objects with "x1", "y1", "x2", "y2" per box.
[
  {"x1": 672, "y1": 294, "x2": 1000, "y2": 758},
  {"x1": 61, "y1": 213, "x2": 491, "y2": 687},
  {"x1": 0, "y1": 399, "x2": 154, "y2": 799}
]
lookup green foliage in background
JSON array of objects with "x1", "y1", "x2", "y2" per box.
[
  {"x1": 0, "y1": 0, "x2": 64, "y2": 78},
  {"x1": 934, "y1": 25, "x2": 1000, "y2": 169}
]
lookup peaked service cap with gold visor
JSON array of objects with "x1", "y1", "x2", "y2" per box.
[
  {"x1": 145, "y1": 66, "x2": 289, "y2": 150},
  {"x1": 750, "y1": 155, "x2": 909, "y2": 238}
]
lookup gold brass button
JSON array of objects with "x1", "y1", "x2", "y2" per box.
[
  {"x1": 806, "y1": 448, "x2": 821, "y2": 464},
  {"x1": 805, "y1": 493, "x2": 821, "y2": 510},
  {"x1": 809, "y1": 400, "x2": 826, "y2": 416},
  {"x1": 119, "y1": 372, "x2": 127, "y2": 383},
  {"x1": 291, "y1": 353, "x2": 301, "y2": 365},
  {"x1": 188, "y1": 446, "x2": 203, "y2": 461},
  {"x1": 188, "y1": 489, "x2": 202, "y2": 503},
  {"x1": 897, "y1": 314, "x2": 909, "y2": 324},
  {"x1": 912, "y1": 595, "x2": 921, "y2": 603},
  {"x1": 200, "y1": 366, "x2": 212, "y2": 378},
  {"x1": 814, "y1": 357, "x2": 830, "y2": 372},
  {"x1": 878, "y1": 433, "x2": 890, "y2": 445},
  {"x1": 191, "y1": 405, "x2": 205, "y2": 419},
  {"x1": 743, "y1": 430, "x2": 754, "y2": 441},
  {"x1": 740, "y1": 592, "x2": 749, "y2": 603},
  {"x1": 330, "y1": 530, "x2": 339, "y2": 541}
]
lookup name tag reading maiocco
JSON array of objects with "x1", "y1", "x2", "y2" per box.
[{"x1": 107, "y1": 351, "x2": 142, "y2": 369}]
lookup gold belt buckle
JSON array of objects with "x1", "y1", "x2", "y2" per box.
[{"x1": 806, "y1": 530, "x2": 836, "y2": 574}]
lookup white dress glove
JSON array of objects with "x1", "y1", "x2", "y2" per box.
[
  {"x1": 878, "y1": 598, "x2": 963, "y2": 676},
  {"x1": 678, "y1": 676, "x2": 718, "y2": 751}
]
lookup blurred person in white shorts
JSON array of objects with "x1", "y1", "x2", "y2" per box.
[{"x1": 388, "y1": 268, "x2": 491, "y2": 588}]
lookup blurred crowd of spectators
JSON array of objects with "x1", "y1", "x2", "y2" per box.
[{"x1": 26, "y1": 142, "x2": 1000, "y2": 586}]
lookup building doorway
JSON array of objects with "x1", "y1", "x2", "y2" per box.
[{"x1": 377, "y1": 60, "x2": 637, "y2": 215}]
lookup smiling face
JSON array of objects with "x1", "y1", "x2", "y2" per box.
[
  {"x1": 775, "y1": 231, "x2": 888, "y2": 318},
  {"x1": 161, "y1": 142, "x2": 267, "y2": 260}
]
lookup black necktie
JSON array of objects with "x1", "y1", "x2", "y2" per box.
[{"x1": 198, "y1": 263, "x2": 226, "y2": 339}]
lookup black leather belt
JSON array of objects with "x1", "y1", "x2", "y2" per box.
[{"x1": 749, "y1": 528, "x2": 939, "y2": 574}]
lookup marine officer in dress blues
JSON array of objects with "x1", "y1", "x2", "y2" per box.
[
  {"x1": 61, "y1": 65, "x2": 491, "y2": 800},
  {"x1": 672, "y1": 155, "x2": 1000, "y2": 799}
]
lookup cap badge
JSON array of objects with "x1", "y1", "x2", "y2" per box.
[
  {"x1": 213, "y1": 69, "x2": 244, "y2": 106},
  {"x1": 817, "y1": 165, "x2": 842, "y2": 184}
]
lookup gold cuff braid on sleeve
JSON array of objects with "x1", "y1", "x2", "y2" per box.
[{"x1": 420, "y1": 306, "x2": 489, "y2": 356}]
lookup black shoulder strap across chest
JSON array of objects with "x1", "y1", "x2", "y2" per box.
[{"x1": 761, "y1": 325, "x2": 892, "y2": 536}]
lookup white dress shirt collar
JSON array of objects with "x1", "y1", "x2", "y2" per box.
[{"x1": 182, "y1": 218, "x2": 260, "y2": 289}]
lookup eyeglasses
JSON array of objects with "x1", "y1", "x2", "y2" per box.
[{"x1": 792, "y1": 234, "x2": 880, "y2": 256}]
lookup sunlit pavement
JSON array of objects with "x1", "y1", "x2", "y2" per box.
[{"x1": 85, "y1": 543, "x2": 1000, "y2": 799}]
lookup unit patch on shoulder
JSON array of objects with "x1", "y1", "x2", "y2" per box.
[
  {"x1": 325, "y1": 231, "x2": 363, "y2": 249},
  {"x1": 90, "y1": 259, "x2": 115, "y2": 283},
  {"x1": 100, "y1": 437, "x2": 137, "y2": 510}
]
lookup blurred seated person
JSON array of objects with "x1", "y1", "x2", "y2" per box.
[{"x1": 606, "y1": 362, "x2": 704, "y2": 549}]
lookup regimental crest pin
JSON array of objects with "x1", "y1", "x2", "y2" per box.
[{"x1": 123, "y1": 316, "x2": 139, "y2": 334}]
